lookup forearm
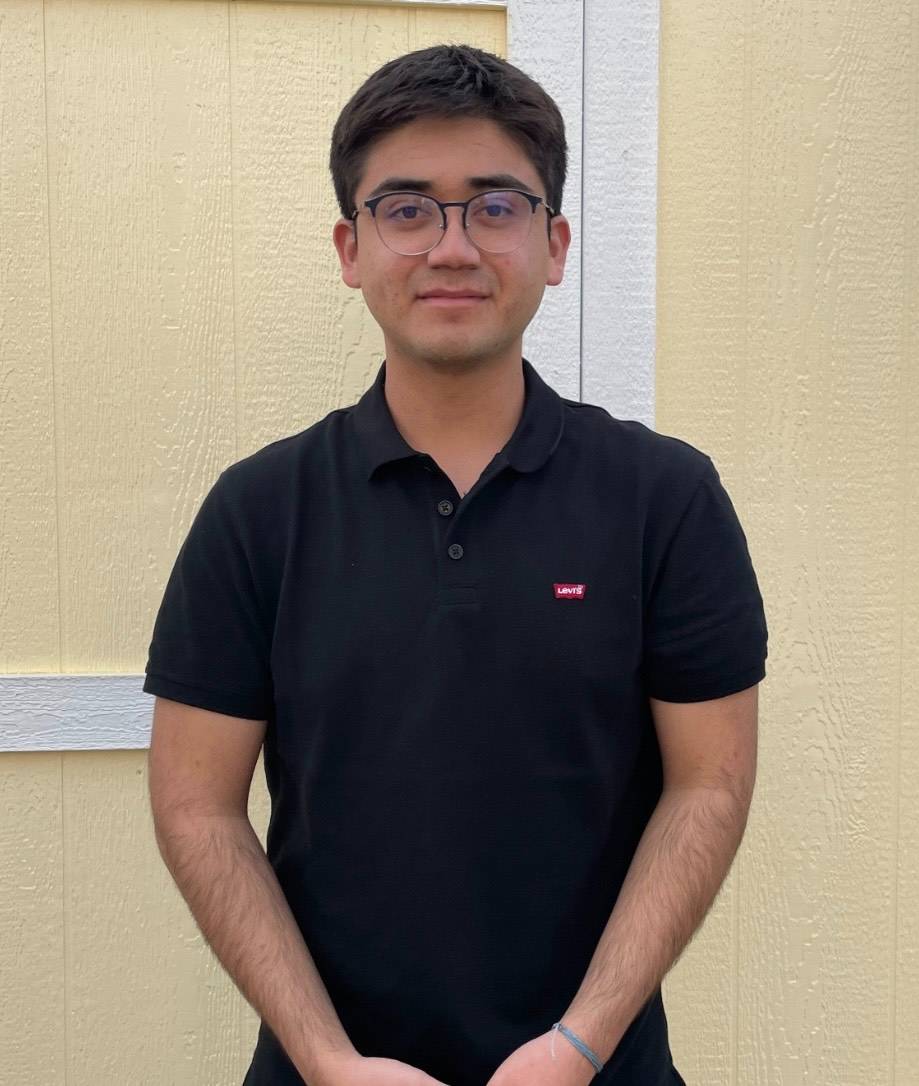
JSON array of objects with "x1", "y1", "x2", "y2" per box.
[
  {"x1": 154, "y1": 812, "x2": 357, "y2": 1084},
  {"x1": 561, "y1": 785, "x2": 750, "y2": 1066}
]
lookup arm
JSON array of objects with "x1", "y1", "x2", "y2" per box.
[
  {"x1": 559, "y1": 683, "x2": 759, "y2": 1069},
  {"x1": 147, "y1": 696, "x2": 358, "y2": 1085}
]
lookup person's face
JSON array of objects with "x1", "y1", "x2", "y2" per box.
[{"x1": 332, "y1": 116, "x2": 571, "y2": 372}]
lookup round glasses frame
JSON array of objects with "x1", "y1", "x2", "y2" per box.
[{"x1": 350, "y1": 189, "x2": 558, "y2": 256}]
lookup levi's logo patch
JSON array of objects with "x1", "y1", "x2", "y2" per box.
[{"x1": 554, "y1": 583, "x2": 587, "y2": 600}]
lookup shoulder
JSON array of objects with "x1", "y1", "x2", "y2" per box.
[
  {"x1": 211, "y1": 405, "x2": 351, "y2": 511},
  {"x1": 559, "y1": 396, "x2": 715, "y2": 503},
  {"x1": 183, "y1": 405, "x2": 352, "y2": 601}
]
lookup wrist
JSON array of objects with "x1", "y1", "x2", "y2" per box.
[
  {"x1": 550, "y1": 1022, "x2": 604, "y2": 1083},
  {"x1": 559, "y1": 1006, "x2": 627, "y2": 1068},
  {"x1": 296, "y1": 1041, "x2": 360, "y2": 1086},
  {"x1": 555, "y1": 1022, "x2": 602, "y2": 1071}
]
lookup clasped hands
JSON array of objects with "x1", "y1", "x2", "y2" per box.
[{"x1": 483, "y1": 1028, "x2": 599, "y2": 1086}]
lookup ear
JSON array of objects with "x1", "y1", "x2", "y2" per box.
[
  {"x1": 545, "y1": 214, "x2": 571, "y2": 287},
  {"x1": 332, "y1": 217, "x2": 361, "y2": 289}
]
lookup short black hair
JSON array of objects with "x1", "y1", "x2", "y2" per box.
[{"x1": 329, "y1": 44, "x2": 567, "y2": 222}]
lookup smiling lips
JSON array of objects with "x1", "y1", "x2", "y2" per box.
[{"x1": 418, "y1": 289, "x2": 489, "y2": 307}]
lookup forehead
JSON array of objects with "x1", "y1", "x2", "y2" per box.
[{"x1": 355, "y1": 116, "x2": 542, "y2": 202}]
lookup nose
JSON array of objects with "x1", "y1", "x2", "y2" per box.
[{"x1": 427, "y1": 206, "x2": 481, "y2": 267}]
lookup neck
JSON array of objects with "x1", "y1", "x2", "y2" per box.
[{"x1": 381, "y1": 352, "x2": 526, "y2": 459}]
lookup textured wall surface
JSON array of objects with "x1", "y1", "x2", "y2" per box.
[
  {"x1": 0, "y1": 2, "x2": 504, "y2": 1082},
  {"x1": 655, "y1": 2, "x2": 918, "y2": 1084}
]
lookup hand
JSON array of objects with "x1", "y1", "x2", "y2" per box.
[
  {"x1": 318, "y1": 1051, "x2": 454, "y2": 1086},
  {"x1": 484, "y1": 1030, "x2": 598, "y2": 1086}
]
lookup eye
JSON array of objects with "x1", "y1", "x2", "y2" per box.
[
  {"x1": 480, "y1": 201, "x2": 512, "y2": 218},
  {"x1": 379, "y1": 195, "x2": 435, "y2": 223},
  {"x1": 469, "y1": 192, "x2": 525, "y2": 224}
]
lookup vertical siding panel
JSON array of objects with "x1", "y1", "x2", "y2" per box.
[
  {"x1": 0, "y1": 753, "x2": 65, "y2": 1083},
  {"x1": 729, "y1": 5, "x2": 818, "y2": 1079},
  {"x1": 658, "y1": 1, "x2": 915, "y2": 1083},
  {"x1": 43, "y1": 0, "x2": 236, "y2": 675},
  {"x1": 656, "y1": 2, "x2": 747, "y2": 1083},
  {"x1": 748, "y1": 4, "x2": 906, "y2": 1081},
  {"x1": 894, "y1": 0, "x2": 919, "y2": 1065},
  {"x1": 64, "y1": 750, "x2": 250, "y2": 1086},
  {"x1": 895, "y1": 319, "x2": 919, "y2": 1076},
  {"x1": 0, "y1": 0, "x2": 59, "y2": 670},
  {"x1": 41, "y1": 0, "x2": 236, "y2": 1080},
  {"x1": 0, "y1": 3, "x2": 65, "y2": 1082}
]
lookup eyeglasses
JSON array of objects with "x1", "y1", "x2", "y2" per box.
[{"x1": 351, "y1": 189, "x2": 557, "y2": 256}]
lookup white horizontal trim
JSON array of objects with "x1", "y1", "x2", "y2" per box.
[{"x1": 1, "y1": 676, "x2": 152, "y2": 751}]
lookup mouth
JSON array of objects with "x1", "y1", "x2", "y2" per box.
[{"x1": 417, "y1": 293, "x2": 489, "y2": 307}]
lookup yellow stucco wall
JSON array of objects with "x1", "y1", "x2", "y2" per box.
[
  {"x1": 1, "y1": 1, "x2": 917, "y2": 1083},
  {"x1": 655, "y1": 3, "x2": 918, "y2": 1083}
]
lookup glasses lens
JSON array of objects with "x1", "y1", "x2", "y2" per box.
[
  {"x1": 373, "y1": 191, "x2": 535, "y2": 255},
  {"x1": 466, "y1": 191, "x2": 533, "y2": 253},
  {"x1": 375, "y1": 193, "x2": 442, "y2": 255}
]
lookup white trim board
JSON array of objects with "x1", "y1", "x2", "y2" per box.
[
  {"x1": 3, "y1": 0, "x2": 658, "y2": 752},
  {"x1": 1, "y1": 676, "x2": 152, "y2": 752},
  {"x1": 580, "y1": 0, "x2": 658, "y2": 426},
  {"x1": 511, "y1": 0, "x2": 583, "y2": 402},
  {"x1": 516, "y1": 0, "x2": 658, "y2": 419}
]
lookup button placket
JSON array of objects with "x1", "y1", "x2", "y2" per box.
[{"x1": 419, "y1": 452, "x2": 510, "y2": 576}]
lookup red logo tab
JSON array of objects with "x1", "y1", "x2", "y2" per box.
[{"x1": 554, "y1": 583, "x2": 587, "y2": 600}]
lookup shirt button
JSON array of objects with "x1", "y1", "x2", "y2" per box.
[
  {"x1": 448, "y1": 543, "x2": 464, "y2": 560},
  {"x1": 437, "y1": 500, "x2": 454, "y2": 516}
]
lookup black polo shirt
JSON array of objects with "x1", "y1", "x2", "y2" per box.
[{"x1": 144, "y1": 356, "x2": 767, "y2": 1086}]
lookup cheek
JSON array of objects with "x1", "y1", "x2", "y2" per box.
[
  {"x1": 361, "y1": 266, "x2": 406, "y2": 316},
  {"x1": 500, "y1": 250, "x2": 543, "y2": 295},
  {"x1": 503, "y1": 266, "x2": 544, "y2": 314}
]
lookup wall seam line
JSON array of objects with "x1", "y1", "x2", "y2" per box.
[
  {"x1": 733, "y1": 0, "x2": 754, "y2": 1080},
  {"x1": 40, "y1": 0, "x2": 63, "y2": 679},
  {"x1": 228, "y1": 1, "x2": 240, "y2": 464},
  {"x1": 40, "y1": 0, "x2": 69, "y2": 1070},
  {"x1": 892, "y1": 1, "x2": 918, "y2": 1076}
]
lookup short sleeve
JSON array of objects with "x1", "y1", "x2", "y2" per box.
[
  {"x1": 143, "y1": 470, "x2": 274, "y2": 720},
  {"x1": 642, "y1": 456, "x2": 768, "y2": 702}
]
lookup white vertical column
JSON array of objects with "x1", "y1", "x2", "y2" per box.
[
  {"x1": 581, "y1": 0, "x2": 659, "y2": 426},
  {"x1": 507, "y1": 0, "x2": 584, "y2": 402}
]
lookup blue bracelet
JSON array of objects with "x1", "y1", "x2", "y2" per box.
[{"x1": 551, "y1": 1021, "x2": 605, "y2": 1075}]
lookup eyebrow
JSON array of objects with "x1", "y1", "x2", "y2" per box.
[{"x1": 363, "y1": 173, "x2": 536, "y2": 203}]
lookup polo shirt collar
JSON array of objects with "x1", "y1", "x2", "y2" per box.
[{"x1": 352, "y1": 357, "x2": 565, "y2": 482}]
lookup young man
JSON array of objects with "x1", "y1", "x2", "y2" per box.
[{"x1": 145, "y1": 45, "x2": 767, "y2": 1086}]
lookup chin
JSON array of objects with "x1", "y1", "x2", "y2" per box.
[
  {"x1": 412, "y1": 344, "x2": 499, "y2": 371},
  {"x1": 406, "y1": 327, "x2": 518, "y2": 365}
]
